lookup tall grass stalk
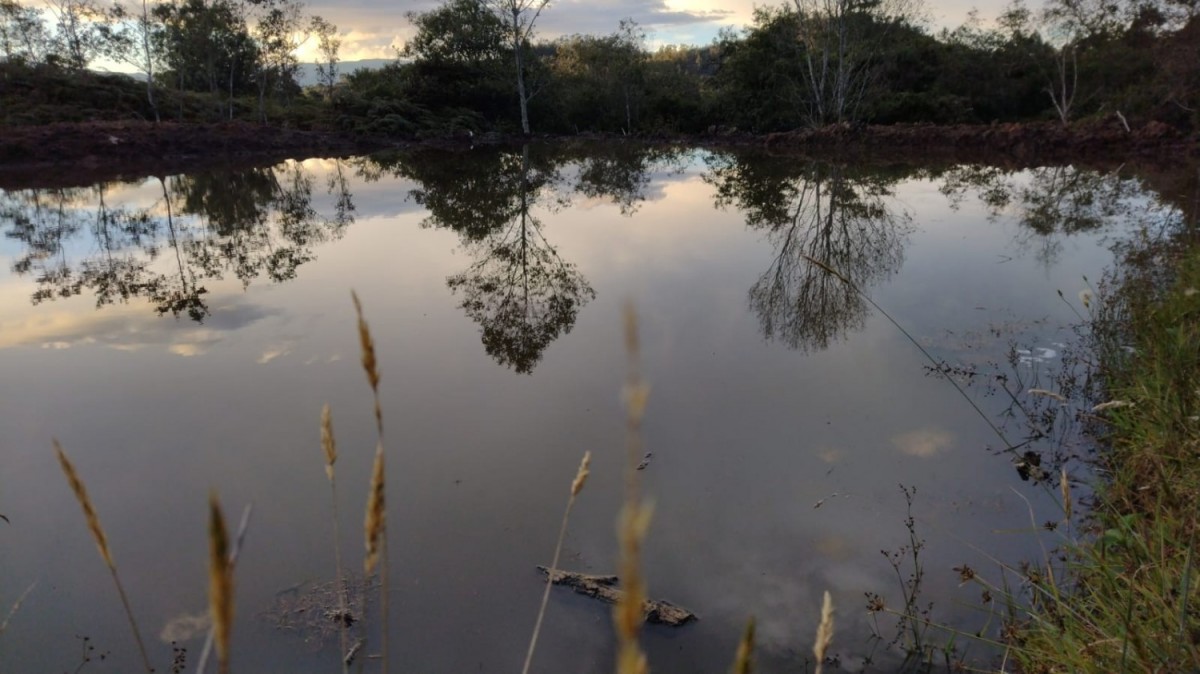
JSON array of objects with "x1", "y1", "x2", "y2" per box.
[
  {"x1": 521, "y1": 451, "x2": 591, "y2": 674},
  {"x1": 614, "y1": 302, "x2": 653, "y2": 674},
  {"x1": 729, "y1": 616, "x2": 755, "y2": 674},
  {"x1": 813, "y1": 591, "x2": 834, "y2": 674},
  {"x1": 195, "y1": 504, "x2": 252, "y2": 674},
  {"x1": 0, "y1": 581, "x2": 37, "y2": 639},
  {"x1": 352, "y1": 290, "x2": 389, "y2": 672},
  {"x1": 54, "y1": 441, "x2": 154, "y2": 674},
  {"x1": 207, "y1": 492, "x2": 234, "y2": 674},
  {"x1": 322, "y1": 404, "x2": 350, "y2": 674}
]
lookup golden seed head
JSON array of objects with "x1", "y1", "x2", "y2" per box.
[
  {"x1": 351, "y1": 291, "x2": 380, "y2": 393},
  {"x1": 731, "y1": 616, "x2": 756, "y2": 674},
  {"x1": 813, "y1": 591, "x2": 835, "y2": 674},
  {"x1": 364, "y1": 443, "x2": 386, "y2": 575},
  {"x1": 54, "y1": 441, "x2": 114, "y2": 570},
  {"x1": 208, "y1": 491, "x2": 234, "y2": 674},
  {"x1": 320, "y1": 404, "x2": 338, "y2": 480},
  {"x1": 570, "y1": 452, "x2": 591, "y2": 497}
]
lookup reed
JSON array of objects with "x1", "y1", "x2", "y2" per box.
[
  {"x1": 208, "y1": 491, "x2": 233, "y2": 674},
  {"x1": 54, "y1": 441, "x2": 154, "y2": 673},
  {"x1": 614, "y1": 302, "x2": 653, "y2": 674},
  {"x1": 729, "y1": 617, "x2": 755, "y2": 674},
  {"x1": 812, "y1": 591, "x2": 834, "y2": 674},
  {"x1": 352, "y1": 290, "x2": 390, "y2": 672},
  {"x1": 321, "y1": 404, "x2": 350, "y2": 674},
  {"x1": 0, "y1": 582, "x2": 37, "y2": 639},
  {"x1": 521, "y1": 451, "x2": 591, "y2": 674}
]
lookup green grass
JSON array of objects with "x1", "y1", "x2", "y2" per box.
[{"x1": 1009, "y1": 235, "x2": 1200, "y2": 672}]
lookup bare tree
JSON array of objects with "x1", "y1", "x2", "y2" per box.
[
  {"x1": 790, "y1": 0, "x2": 921, "y2": 126},
  {"x1": 1046, "y1": 43, "x2": 1077, "y2": 124},
  {"x1": 485, "y1": 0, "x2": 549, "y2": 134}
]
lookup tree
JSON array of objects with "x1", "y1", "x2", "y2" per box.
[
  {"x1": 401, "y1": 0, "x2": 510, "y2": 129},
  {"x1": 711, "y1": 8, "x2": 808, "y2": 131},
  {"x1": 153, "y1": 0, "x2": 259, "y2": 119},
  {"x1": 45, "y1": 0, "x2": 105, "y2": 69},
  {"x1": 484, "y1": 0, "x2": 550, "y2": 134},
  {"x1": 249, "y1": 0, "x2": 307, "y2": 122},
  {"x1": 309, "y1": 15, "x2": 340, "y2": 99},
  {"x1": 705, "y1": 152, "x2": 911, "y2": 351},
  {"x1": 0, "y1": 0, "x2": 51, "y2": 64},
  {"x1": 101, "y1": 0, "x2": 163, "y2": 121},
  {"x1": 790, "y1": 0, "x2": 922, "y2": 126}
]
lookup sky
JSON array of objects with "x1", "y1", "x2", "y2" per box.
[
  {"x1": 291, "y1": 0, "x2": 1014, "y2": 62},
  {"x1": 14, "y1": 0, "x2": 1018, "y2": 68}
]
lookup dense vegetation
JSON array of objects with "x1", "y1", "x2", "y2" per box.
[{"x1": 1, "y1": 0, "x2": 1197, "y2": 136}]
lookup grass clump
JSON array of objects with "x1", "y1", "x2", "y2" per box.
[{"x1": 1011, "y1": 239, "x2": 1200, "y2": 672}]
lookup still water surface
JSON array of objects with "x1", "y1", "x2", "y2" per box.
[{"x1": 0, "y1": 146, "x2": 1184, "y2": 672}]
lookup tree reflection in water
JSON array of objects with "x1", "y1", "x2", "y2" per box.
[
  {"x1": 705, "y1": 153, "x2": 912, "y2": 352},
  {"x1": 362, "y1": 145, "x2": 598, "y2": 373},
  {"x1": 0, "y1": 161, "x2": 350, "y2": 322},
  {"x1": 939, "y1": 164, "x2": 1138, "y2": 266}
]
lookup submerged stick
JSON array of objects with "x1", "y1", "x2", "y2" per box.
[{"x1": 536, "y1": 567, "x2": 696, "y2": 626}]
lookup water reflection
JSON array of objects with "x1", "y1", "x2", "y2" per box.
[
  {"x1": 939, "y1": 164, "x2": 1137, "y2": 265},
  {"x1": 357, "y1": 143, "x2": 682, "y2": 373},
  {"x1": 0, "y1": 162, "x2": 349, "y2": 322},
  {"x1": 704, "y1": 154, "x2": 912, "y2": 352},
  {"x1": 361, "y1": 145, "x2": 597, "y2": 373}
]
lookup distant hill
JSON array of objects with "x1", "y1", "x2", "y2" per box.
[{"x1": 296, "y1": 59, "x2": 394, "y2": 87}]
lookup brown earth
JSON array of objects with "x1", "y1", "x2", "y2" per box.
[
  {"x1": 0, "y1": 120, "x2": 398, "y2": 189},
  {"x1": 760, "y1": 118, "x2": 1200, "y2": 166},
  {"x1": 0, "y1": 118, "x2": 1196, "y2": 190}
]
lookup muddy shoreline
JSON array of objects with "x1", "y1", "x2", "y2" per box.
[{"x1": 0, "y1": 119, "x2": 1196, "y2": 189}]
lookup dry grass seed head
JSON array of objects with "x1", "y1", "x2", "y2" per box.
[
  {"x1": 364, "y1": 443, "x2": 385, "y2": 575},
  {"x1": 54, "y1": 441, "x2": 114, "y2": 570},
  {"x1": 813, "y1": 591, "x2": 834, "y2": 674},
  {"x1": 351, "y1": 291, "x2": 380, "y2": 393},
  {"x1": 731, "y1": 616, "x2": 756, "y2": 674},
  {"x1": 209, "y1": 491, "x2": 234, "y2": 674},
  {"x1": 321, "y1": 404, "x2": 338, "y2": 481},
  {"x1": 571, "y1": 452, "x2": 592, "y2": 497}
]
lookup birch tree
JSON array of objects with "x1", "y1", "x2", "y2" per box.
[
  {"x1": 101, "y1": 0, "x2": 163, "y2": 121},
  {"x1": 790, "y1": 0, "x2": 921, "y2": 126},
  {"x1": 485, "y1": 0, "x2": 549, "y2": 134},
  {"x1": 309, "y1": 15, "x2": 340, "y2": 100}
]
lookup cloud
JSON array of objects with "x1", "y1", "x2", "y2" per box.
[
  {"x1": 297, "y1": 0, "x2": 741, "y2": 57},
  {"x1": 0, "y1": 300, "x2": 276, "y2": 356},
  {"x1": 892, "y1": 428, "x2": 955, "y2": 458},
  {"x1": 256, "y1": 343, "x2": 293, "y2": 364}
]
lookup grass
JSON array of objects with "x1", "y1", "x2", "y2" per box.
[{"x1": 1005, "y1": 234, "x2": 1200, "y2": 673}]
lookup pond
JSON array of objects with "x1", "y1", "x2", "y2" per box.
[{"x1": 0, "y1": 144, "x2": 1189, "y2": 673}]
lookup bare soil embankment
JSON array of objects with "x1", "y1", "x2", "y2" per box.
[
  {"x1": 1, "y1": 118, "x2": 1196, "y2": 189},
  {"x1": 760, "y1": 119, "x2": 1200, "y2": 166},
  {"x1": 0, "y1": 121, "x2": 394, "y2": 188}
]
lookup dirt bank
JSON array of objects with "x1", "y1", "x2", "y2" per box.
[
  {"x1": 761, "y1": 119, "x2": 1200, "y2": 164},
  {"x1": 1, "y1": 118, "x2": 1196, "y2": 190},
  {"x1": 0, "y1": 121, "x2": 397, "y2": 188}
]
